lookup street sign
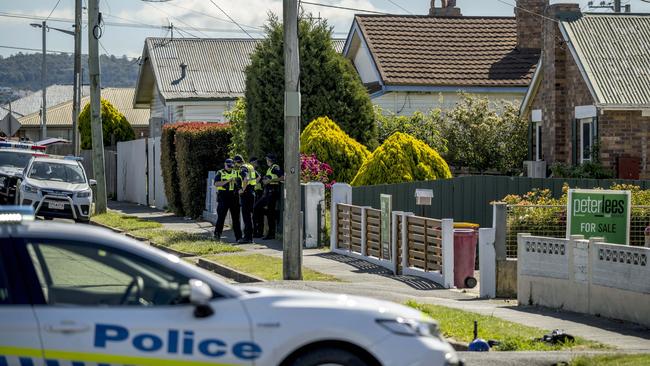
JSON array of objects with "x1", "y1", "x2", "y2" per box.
[
  {"x1": 0, "y1": 113, "x2": 21, "y2": 136},
  {"x1": 380, "y1": 194, "x2": 392, "y2": 256},
  {"x1": 566, "y1": 189, "x2": 631, "y2": 245}
]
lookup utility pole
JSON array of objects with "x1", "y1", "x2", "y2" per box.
[
  {"x1": 88, "y1": 0, "x2": 107, "y2": 214},
  {"x1": 41, "y1": 20, "x2": 47, "y2": 140},
  {"x1": 283, "y1": 0, "x2": 302, "y2": 280},
  {"x1": 73, "y1": 0, "x2": 82, "y2": 156}
]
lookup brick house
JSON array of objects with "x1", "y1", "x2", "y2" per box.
[
  {"x1": 520, "y1": 3, "x2": 650, "y2": 178},
  {"x1": 343, "y1": 1, "x2": 541, "y2": 115}
]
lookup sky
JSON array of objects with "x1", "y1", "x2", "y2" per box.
[{"x1": 0, "y1": 0, "x2": 649, "y2": 58}]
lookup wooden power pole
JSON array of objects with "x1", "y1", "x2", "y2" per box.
[
  {"x1": 88, "y1": 0, "x2": 107, "y2": 214},
  {"x1": 73, "y1": 0, "x2": 82, "y2": 156},
  {"x1": 283, "y1": 0, "x2": 302, "y2": 280},
  {"x1": 41, "y1": 20, "x2": 47, "y2": 140}
]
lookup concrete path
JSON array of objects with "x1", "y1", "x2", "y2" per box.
[{"x1": 107, "y1": 201, "x2": 650, "y2": 352}]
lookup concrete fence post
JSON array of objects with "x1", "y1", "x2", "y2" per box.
[
  {"x1": 392, "y1": 211, "x2": 402, "y2": 275},
  {"x1": 442, "y1": 218, "x2": 455, "y2": 288},
  {"x1": 493, "y1": 202, "x2": 508, "y2": 260},
  {"x1": 330, "y1": 183, "x2": 352, "y2": 251},
  {"x1": 304, "y1": 182, "x2": 325, "y2": 249},
  {"x1": 360, "y1": 207, "x2": 367, "y2": 256},
  {"x1": 401, "y1": 212, "x2": 413, "y2": 272},
  {"x1": 479, "y1": 228, "x2": 496, "y2": 298}
]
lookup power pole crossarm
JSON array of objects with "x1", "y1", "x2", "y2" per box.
[
  {"x1": 88, "y1": 0, "x2": 108, "y2": 214},
  {"x1": 283, "y1": 0, "x2": 302, "y2": 280}
]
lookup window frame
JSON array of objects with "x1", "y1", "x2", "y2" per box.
[
  {"x1": 14, "y1": 238, "x2": 219, "y2": 307},
  {"x1": 535, "y1": 122, "x2": 543, "y2": 161},
  {"x1": 580, "y1": 117, "x2": 597, "y2": 164}
]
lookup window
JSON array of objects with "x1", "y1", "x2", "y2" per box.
[
  {"x1": 535, "y1": 122, "x2": 543, "y2": 161},
  {"x1": 26, "y1": 241, "x2": 193, "y2": 306},
  {"x1": 0, "y1": 250, "x2": 11, "y2": 304},
  {"x1": 580, "y1": 118, "x2": 596, "y2": 163},
  {"x1": 28, "y1": 162, "x2": 86, "y2": 184}
]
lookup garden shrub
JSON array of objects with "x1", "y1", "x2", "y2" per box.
[
  {"x1": 224, "y1": 98, "x2": 247, "y2": 157},
  {"x1": 300, "y1": 153, "x2": 334, "y2": 188},
  {"x1": 374, "y1": 106, "x2": 447, "y2": 154},
  {"x1": 351, "y1": 132, "x2": 452, "y2": 186},
  {"x1": 174, "y1": 122, "x2": 232, "y2": 218},
  {"x1": 300, "y1": 116, "x2": 370, "y2": 183},
  {"x1": 78, "y1": 98, "x2": 135, "y2": 149},
  {"x1": 161, "y1": 123, "x2": 186, "y2": 216}
]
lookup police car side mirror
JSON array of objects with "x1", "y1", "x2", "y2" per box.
[
  {"x1": 15, "y1": 172, "x2": 23, "y2": 179},
  {"x1": 89, "y1": 179, "x2": 97, "y2": 186},
  {"x1": 189, "y1": 279, "x2": 214, "y2": 318}
]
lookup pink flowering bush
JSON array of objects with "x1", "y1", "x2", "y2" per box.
[{"x1": 300, "y1": 153, "x2": 335, "y2": 189}]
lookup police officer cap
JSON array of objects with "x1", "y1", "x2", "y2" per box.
[
  {"x1": 225, "y1": 158, "x2": 234, "y2": 165},
  {"x1": 233, "y1": 155, "x2": 244, "y2": 163},
  {"x1": 265, "y1": 153, "x2": 277, "y2": 162}
]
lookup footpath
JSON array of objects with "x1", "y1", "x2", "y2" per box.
[{"x1": 107, "y1": 201, "x2": 650, "y2": 353}]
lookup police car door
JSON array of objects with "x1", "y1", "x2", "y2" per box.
[
  {"x1": 0, "y1": 240, "x2": 45, "y2": 366},
  {"x1": 21, "y1": 238, "x2": 257, "y2": 366}
]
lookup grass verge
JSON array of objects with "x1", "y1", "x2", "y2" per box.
[
  {"x1": 569, "y1": 355, "x2": 650, "y2": 366},
  {"x1": 131, "y1": 229, "x2": 242, "y2": 256},
  {"x1": 91, "y1": 211, "x2": 162, "y2": 231},
  {"x1": 204, "y1": 254, "x2": 339, "y2": 282},
  {"x1": 407, "y1": 301, "x2": 607, "y2": 352}
]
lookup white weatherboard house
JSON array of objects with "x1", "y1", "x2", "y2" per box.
[
  {"x1": 133, "y1": 37, "x2": 344, "y2": 136},
  {"x1": 344, "y1": 1, "x2": 542, "y2": 114}
]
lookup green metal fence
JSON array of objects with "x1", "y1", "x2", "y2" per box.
[{"x1": 351, "y1": 176, "x2": 650, "y2": 228}]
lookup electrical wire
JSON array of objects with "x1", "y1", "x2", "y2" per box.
[
  {"x1": 163, "y1": 1, "x2": 262, "y2": 30},
  {"x1": 385, "y1": 0, "x2": 412, "y2": 14},
  {"x1": 208, "y1": 0, "x2": 255, "y2": 39},
  {"x1": 46, "y1": 0, "x2": 63, "y2": 21},
  {"x1": 0, "y1": 44, "x2": 74, "y2": 54},
  {"x1": 142, "y1": 1, "x2": 207, "y2": 38},
  {"x1": 300, "y1": 1, "x2": 388, "y2": 15},
  {"x1": 495, "y1": 0, "x2": 560, "y2": 23}
]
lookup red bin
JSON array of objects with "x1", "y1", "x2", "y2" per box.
[{"x1": 453, "y1": 228, "x2": 478, "y2": 288}]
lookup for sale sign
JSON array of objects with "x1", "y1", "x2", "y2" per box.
[{"x1": 567, "y1": 189, "x2": 631, "y2": 245}]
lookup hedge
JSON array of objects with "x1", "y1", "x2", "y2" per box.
[
  {"x1": 161, "y1": 123, "x2": 185, "y2": 216},
  {"x1": 351, "y1": 132, "x2": 452, "y2": 186},
  {"x1": 300, "y1": 116, "x2": 370, "y2": 183},
  {"x1": 174, "y1": 122, "x2": 231, "y2": 218},
  {"x1": 78, "y1": 98, "x2": 135, "y2": 149}
]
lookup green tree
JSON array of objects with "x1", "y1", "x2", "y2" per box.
[
  {"x1": 224, "y1": 98, "x2": 248, "y2": 157},
  {"x1": 375, "y1": 106, "x2": 447, "y2": 154},
  {"x1": 245, "y1": 14, "x2": 376, "y2": 162},
  {"x1": 78, "y1": 98, "x2": 135, "y2": 149},
  {"x1": 351, "y1": 132, "x2": 451, "y2": 186}
]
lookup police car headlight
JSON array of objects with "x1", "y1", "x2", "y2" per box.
[
  {"x1": 23, "y1": 184, "x2": 39, "y2": 194},
  {"x1": 376, "y1": 318, "x2": 441, "y2": 338},
  {"x1": 445, "y1": 351, "x2": 462, "y2": 366},
  {"x1": 77, "y1": 189, "x2": 92, "y2": 198}
]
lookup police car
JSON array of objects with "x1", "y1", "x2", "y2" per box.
[
  {"x1": 0, "y1": 142, "x2": 48, "y2": 204},
  {"x1": 17, "y1": 156, "x2": 94, "y2": 222},
  {"x1": 0, "y1": 207, "x2": 461, "y2": 366}
]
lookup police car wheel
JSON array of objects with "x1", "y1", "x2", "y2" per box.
[{"x1": 289, "y1": 347, "x2": 368, "y2": 366}]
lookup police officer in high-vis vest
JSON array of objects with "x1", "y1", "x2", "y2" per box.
[
  {"x1": 213, "y1": 159, "x2": 242, "y2": 241},
  {"x1": 249, "y1": 157, "x2": 265, "y2": 238},
  {"x1": 255, "y1": 153, "x2": 284, "y2": 240},
  {"x1": 233, "y1": 155, "x2": 256, "y2": 244}
]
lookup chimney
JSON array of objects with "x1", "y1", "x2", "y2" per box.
[
  {"x1": 515, "y1": 0, "x2": 548, "y2": 50},
  {"x1": 429, "y1": 0, "x2": 462, "y2": 17}
]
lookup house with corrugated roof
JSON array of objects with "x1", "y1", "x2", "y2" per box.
[
  {"x1": 16, "y1": 88, "x2": 149, "y2": 143},
  {"x1": 343, "y1": 1, "x2": 541, "y2": 115},
  {"x1": 0, "y1": 85, "x2": 89, "y2": 123},
  {"x1": 520, "y1": 4, "x2": 650, "y2": 179},
  {"x1": 133, "y1": 37, "x2": 345, "y2": 136}
]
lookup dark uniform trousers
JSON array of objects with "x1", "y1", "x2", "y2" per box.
[
  {"x1": 254, "y1": 184, "x2": 280, "y2": 237},
  {"x1": 239, "y1": 187, "x2": 255, "y2": 240},
  {"x1": 253, "y1": 188, "x2": 264, "y2": 237},
  {"x1": 214, "y1": 190, "x2": 242, "y2": 241}
]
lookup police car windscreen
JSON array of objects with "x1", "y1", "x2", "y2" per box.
[
  {"x1": 0, "y1": 151, "x2": 33, "y2": 168},
  {"x1": 29, "y1": 161, "x2": 86, "y2": 183}
]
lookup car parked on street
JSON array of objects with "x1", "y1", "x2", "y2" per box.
[
  {"x1": 0, "y1": 207, "x2": 461, "y2": 366},
  {"x1": 0, "y1": 142, "x2": 48, "y2": 204},
  {"x1": 18, "y1": 156, "x2": 94, "y2": 222}
]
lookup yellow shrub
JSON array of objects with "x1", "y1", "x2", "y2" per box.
[
  {"x1": 300, "y1": 116, "x2": 371, "y2": 183},
  {"x1": 351, "y1": 132, "x2": 451, "y2": 186}
]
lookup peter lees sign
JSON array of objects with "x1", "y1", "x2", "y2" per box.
[{"x1": 566, "y1": 189, "x2": 631, "y2": 245}]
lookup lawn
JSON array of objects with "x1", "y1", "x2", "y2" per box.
[
  {"x1": 204, "y1": 254, "x2": 339, "y2": 282},
  {"x1": 569, "y1": 355, "x2": 650, "y2": 366},
  {"x1": 130, "y1": 229, "x2": 242, "y2": 256},
  {"x1": 407, "y1": 301, "x2": 607, "y2": 352},
  {"x1": 91, "y1": 211, "x2": 162, "y2": 231}
]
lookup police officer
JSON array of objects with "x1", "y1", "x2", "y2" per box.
[
  {"x1": 213, "y1": 159, "x2": 242, "y2": 242},
  {"x1": 250, "y1": 157, "x2": 265, "y2": 238},
  {"x1": 233, "y1": 155, "x2": 257, "y2": 244},
  {"x1": 257, "y1": 153, "x2": 284, "y2": 240}
]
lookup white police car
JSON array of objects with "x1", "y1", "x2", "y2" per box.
[
  {"x1": 18, "y1": 156, "x2": 94, "y2": 222},
  {"x1": 0, "y1": 207, "x2": 461, "y2": 366}
]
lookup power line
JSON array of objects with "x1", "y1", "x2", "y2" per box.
[
  {"x1": 300, "y1": 1, "x2": 388, "y2": 15},
  {"x1": 142, "y1": 1, "x2": 208, "y2": 38},
  {"x1": 163, "y1": 1, "x2": 263, "y2": 30},
  {"x1": 46, "y1": 0, "x2": 63, "y2": 21},
  {"x1": 495, "y1": 0, "x2": 560, "y2": 23},
  {"x1": 385, "y1": 0, "x2": 412, "y2": 14},
  {"x1": 0, "y1": 44, "x2": 74, "y2": 54},
  {"x1": 208, "y1": 0, "x2": 255, "y2": 39}
]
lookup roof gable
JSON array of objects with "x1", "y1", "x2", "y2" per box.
[
  {"x1": 352, "y1": 15, "x2": 540, "y2": 88},
  {"x1": 561, "y1": 14, "x2": 650, "y2": 107}
]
